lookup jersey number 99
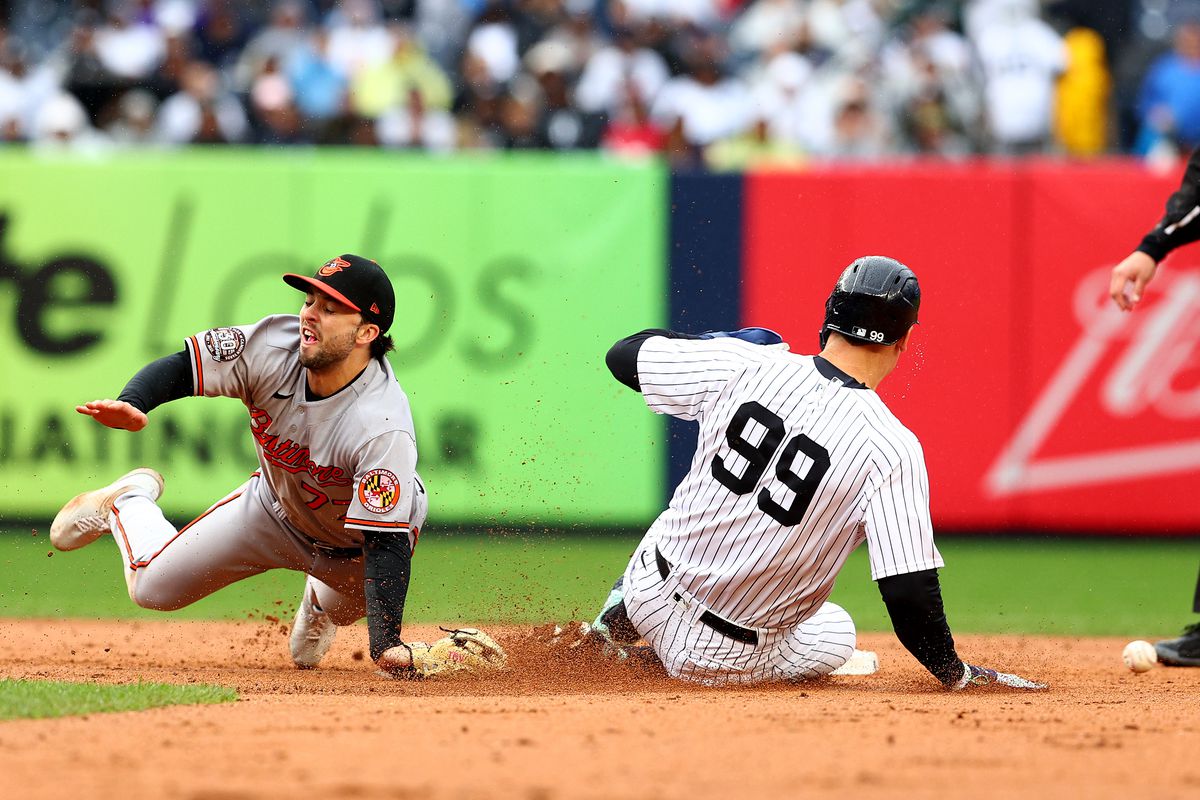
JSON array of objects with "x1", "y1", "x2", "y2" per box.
[{"x1": 711, "y1": 401, "x2": 831, "y2": 526}]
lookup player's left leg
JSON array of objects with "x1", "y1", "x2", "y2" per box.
[{"x1": 765, "y1": 601, "x2": 858, "y2": 681}]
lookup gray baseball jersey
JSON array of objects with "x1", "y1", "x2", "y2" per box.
[
  {"x1": 185, "y1": 314, "x2": 419, "y2": 549},
  {"x1": 636, "y1": 335, "x2": 942, "y2": 631}
]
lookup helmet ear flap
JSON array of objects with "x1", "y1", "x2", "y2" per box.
[{"x1": 819, "y1": 327, "x2": 830, "y2": 349}]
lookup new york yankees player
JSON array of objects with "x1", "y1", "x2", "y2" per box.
[
  {"x1": 1110, "y1": 147, "x2": 1200, "y2": 667},
  {"x1": 590, "y1": 256, "x2": 1044, "y2": 689},
  {"x1": 50, "y1": 255, "x2": 505, "y2": 678}
]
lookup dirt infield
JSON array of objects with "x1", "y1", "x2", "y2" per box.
[{"x1": 0, "y1": 618, "x2": 1196, "y2": 800}]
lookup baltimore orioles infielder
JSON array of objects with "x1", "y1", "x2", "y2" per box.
[
  {"x1": 588, "y1": 256, "x2": 1045, "y2": 690},
  {"x1": 50, "y1": 254, "x2": 506, "y2": 678}
]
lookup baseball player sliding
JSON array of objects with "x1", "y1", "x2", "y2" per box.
[
  {"x1": 588, "y1": 256, "x2": 1044, "y2": 689},
  {"x1": 50, "y1": 255, "x2": 506, "y2": 678}
]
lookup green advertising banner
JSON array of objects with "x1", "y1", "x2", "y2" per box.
[{"x1": 0, "y1": 151, "x2": 666, "y2": 526}]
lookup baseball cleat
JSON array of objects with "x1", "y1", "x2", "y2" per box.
[
  {"x1": 830, "y1": 649, "x2": 880, "y2": 676},
  {"x1": 1155, "y1": 622, "x2": 1200, "y2": 667},
  {"x1": 290, "y1": 587, "x2": 336, "y2": 668},
  {"x1": 50, "y1": 468, "x2": 164, "y2": 552}
]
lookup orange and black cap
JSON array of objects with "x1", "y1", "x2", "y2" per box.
[{"x1": 283, "y1": 254, "x2": 395, "y2": 333}]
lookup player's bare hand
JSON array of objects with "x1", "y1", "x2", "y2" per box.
[
  {"x1": 1109, "y1": 251, "x2": 1158, "y2": 311},
  {"x1": 376, "y1": 644, "x2": 414, "y2": 675},
  {"x1": 950, "y1": 662, "x2": 1046, "y2": 690},
  {"x1": 75, "y1": 399, "x2": 148, "y2": 432}
]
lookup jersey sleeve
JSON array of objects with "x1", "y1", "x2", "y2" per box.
[
  {"x1": 183, "y1": 315, "x2": 295, "y2": 403},
  {"x1": 1137, "y1": 147, "x2": 1200, "y2": 262},
  {"x1": 345, "y1": 430, "x2": 419, "y2": 537},
  {"x1": 863, "y1": 436, "x2": 943, "y2": 581},
  {"x1": 636, "y1": 336, "x2": 755, "y2": 421}
]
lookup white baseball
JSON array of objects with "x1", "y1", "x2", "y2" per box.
[{"x1": 1122, "y1": 640, "x2": 1157, "y2": 673}]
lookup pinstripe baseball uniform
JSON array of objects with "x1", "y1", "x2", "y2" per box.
[
  {"x1": 618, "y1": 334, "x2": 941, "y2": 685},
  {"x1": 110, "y1": 314, "x2": 425, "y2": 623}
]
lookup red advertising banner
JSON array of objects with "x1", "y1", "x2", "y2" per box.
[{"x1": 744, "y1": 161, "x2": 1194, "y2": 533}]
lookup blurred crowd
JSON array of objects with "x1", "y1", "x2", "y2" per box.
[{"x1": 1, "y1": 0, "x2": 1199, "y2": 168}]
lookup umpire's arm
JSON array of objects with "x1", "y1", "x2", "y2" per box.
[{"x1": 877, "y1": 569, "x2": 963, "y2": 686}]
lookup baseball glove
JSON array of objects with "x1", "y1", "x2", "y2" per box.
[{"x1": 403, "y1": 628, "x2": 508, "y2": 679}]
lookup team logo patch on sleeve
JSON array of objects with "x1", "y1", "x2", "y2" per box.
[
  {"x1": 358, "y1": 468, "x2": 401, "y2": 514},
  {"x1": 203, "y1": 327, "x2": 246, "y2": 362}
]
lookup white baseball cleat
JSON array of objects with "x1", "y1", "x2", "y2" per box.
[
  {"x1": 290, "y1": 587, "x2": 337, "y2": 669},
  {"x1": 50, "y1": 468, "x2": 164, "y2": 552},
  {"x1": 831, "y1": 649, "x2": 880, "y2": 676}
]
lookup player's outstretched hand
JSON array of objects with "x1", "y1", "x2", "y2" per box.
[
  {"x1": 950, "y1": 662, "x2": 1046, "y2": 690},
  {"x1": 698, "y1": 327, "x2": 787, "y2": 347},
  {"x1": 1109, "y1": 251, "x2": 1158, "y2": 311},
  {"x1": 76, "y1": 399, "x2": 149, "y2": 432},
  {"x1": 376, "y1": 627, "x2": 508, "y2": 679}
]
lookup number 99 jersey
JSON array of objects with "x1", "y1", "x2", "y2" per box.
[{"x1": 636, "y1": 335, "x2": 942, "y2": 631}]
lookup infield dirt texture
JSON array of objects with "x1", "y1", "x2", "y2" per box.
[{"x1": 1, "y1": 618, "x2": 1197, "y2": 800}]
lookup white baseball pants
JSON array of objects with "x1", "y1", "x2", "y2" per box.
[
  {"x1": 107, "y1": 473, "x2": 426, "y2": 625},
  {"x1": 622, "y1": 538, "x2": 857, "y2": 685}
]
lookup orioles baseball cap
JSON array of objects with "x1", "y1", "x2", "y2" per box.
[{"x1": 283, "y1": 254, "x2": 395, "y2": 333}]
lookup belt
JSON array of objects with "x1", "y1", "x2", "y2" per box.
[
  {"x1": 310, "y1": 539, "x2": 362, "y2": 559},
  {"x1": 655, "y1": 547, "x2": 758, "y2": 646}
]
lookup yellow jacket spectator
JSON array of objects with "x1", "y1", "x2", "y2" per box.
[
  {"x1": 351, "y1": 26, "x2": 453, "y2": 120},
  {"x1": 1054, "y1": 27, "x2": 1111, "y2": 156}
]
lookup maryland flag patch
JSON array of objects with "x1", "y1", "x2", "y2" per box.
[{"x1": 358, "y1": 468, "x2": 401, "y2": 514}]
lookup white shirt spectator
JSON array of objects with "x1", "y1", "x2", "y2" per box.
[
  {"x1": 325, "y1": 0, "x2": 393, "y2": 78},
  {"x1": 575, "y1": 44, "x2": 669, "y2": 114},
  {"x1": 974, "y1": 7, "x2": 1065, "y2": 146},
  {"x1": 618, "y1": 0, "x2": 720, "y2": 25},
  {"x1": 156, "y1": 91, "x2": 249, "y2": 144},
  {"x1": 466, "y1": 22, "x2": 520, "y2": 84},
  {"x1": 0, "y1": 58, "x2": 60, "y2": 139},
  {"x1": 31, "y1": 91, "x2": 111, "y2": 153},
  {"x1": 730, "y1": 0, "x2": 808, "y2": 56},
  {"x1": 376, "y1": 106, "x2": 456, "y2": 152},
  {"x1": 94, "y1": 20, "x2": 166, "y2": 80},
  {"x1": 651, "y1": 75, "x2": 754, "y2": 146}
]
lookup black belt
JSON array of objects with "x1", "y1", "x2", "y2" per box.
[
  {"x1": 311, "y1": 540, "x2": 362, "y2": 559},
  {"x1": 655, "y1": 547, "x2": 758, "y2": 646}
]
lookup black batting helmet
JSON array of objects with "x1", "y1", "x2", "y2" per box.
[{"x1": 820, "y1": 256, "x2": 920, "y2": 348}]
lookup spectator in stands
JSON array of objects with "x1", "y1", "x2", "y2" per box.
[
  {"x1": 575, "y1": 24, "x2": 669, "y2": 117},
  {"x1": 825, "y1": 75, "x2": 890, "y2": 160},
  {"x1": 538, "y1": 0, "x2": 606, "y2": 76},
  {"x1": 376, "y1": 85, "x2": 457, "y2": 151},
  {"x1": 249, "y1": 54, "x2": 307, "y2": 144},
  {"x1": 1134, "y1": 19, "x2": 1200, "y2": 158},
  {"x1": 0, "y1": 36, "x2": 59, "y2": 142},
  {"x1": 93, "y1": 2, "x2": 165, "y2": 82},
  {"x1": 105, "y1": 87, "x2": 159, "y2": 146},
  {"x1": 351, "y1": 23, "x2": 452, "y2": 121},
  {"x1": 526, "y1": 39, "x2": 604, "y2": 149},
  {"x1": 234, "y1": 0, "x2": 310, "y2": 93},
  {"x1": 156, "y1": 59, "x2": 249, "y2": 144},
  {"x1": 466, "y1": 3, "x2": 521, "y2": 85},
  {"x1": 1054, "y1": 26, "x2": 1111, "y2": 157},
  {"x1": 600, "y1": 75, "x2": 666, "y2": 157},
  {"x1": 325, "y1": 0, "x2": 393, "y2": 79},
  {"x1": 31, "y1": 89, "x2": 107, "y2": 151},
  {"x1": 287, "y1": 28, "x2": 349, "y2": 134},
  {"x1": 193, "y1": 0, "x2": 251, "y2": 72},
  {"x1": 973, "y1": 0, "x2": 1066, "y2": 155},
  {"x1": 729, "y1": 0, "x2": 808, "y2": 59},
  {"x1": 650, "y1": 29, "x2": 753, "y2": 151}
]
